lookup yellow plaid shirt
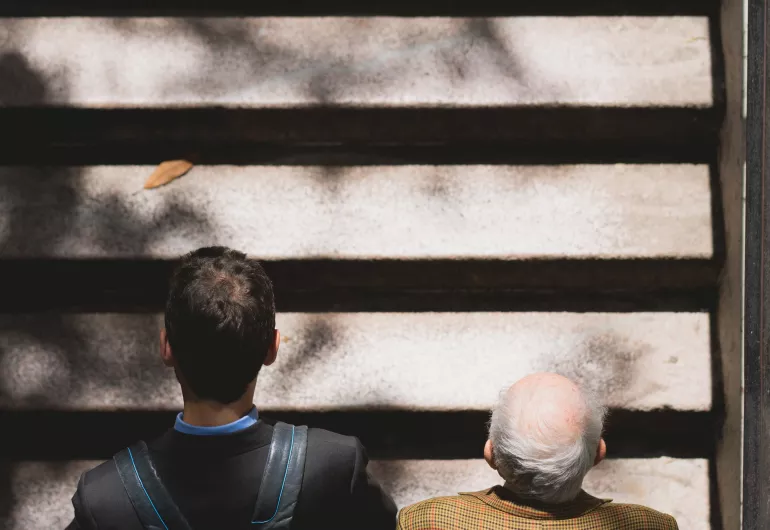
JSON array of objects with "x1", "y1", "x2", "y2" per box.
[{"x1": 397, "y1": 486, "x2": 678, "y2": 529}]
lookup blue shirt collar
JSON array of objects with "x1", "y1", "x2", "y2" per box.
[{"x1": 174, "y1": 406, "x2": 259, "y2": 436}]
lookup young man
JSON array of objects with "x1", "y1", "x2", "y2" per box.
[
  {"x1": 67, "y1": 246, "x2": 396, "y2": 529},
  {"x1": 398, "y1": 373, "x2": 679, "y2": 530}
]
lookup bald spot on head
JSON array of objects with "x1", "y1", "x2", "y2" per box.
[{"x1": 505, "y1": 373, "x2": 588, "y2": 448}]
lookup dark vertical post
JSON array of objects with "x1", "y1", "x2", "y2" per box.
[{"x1": 745, "y1": 0, "x2": 770, "y2": 527}]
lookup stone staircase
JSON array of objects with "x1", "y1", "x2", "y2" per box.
[{"x1": 0, "y1": 2, "x2": 738, "y2": 529}]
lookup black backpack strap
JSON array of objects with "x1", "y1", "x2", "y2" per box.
[
  {"x1": 252, "y1": 422, "x2": 308, "y2": 529},
  {"x1": 113, "y1": 441, "x2": 193, "y2": 530}
]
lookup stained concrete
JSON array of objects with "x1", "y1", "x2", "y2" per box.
[
  {"x1": 1, "y1": 458, "x2": 708, "y2": 529},
  {"x1": 0, "y1": 165, "x2": 712, "y2": 259},
  {"x1": 1, "y1": 461, "x2": 95, "y2": 530},
  {"x1": 0, "y1": 312, "x2": 710, "y2": 411},
  {"x1": 0, "y1": 18, "x2": 711, "y2": 108}
]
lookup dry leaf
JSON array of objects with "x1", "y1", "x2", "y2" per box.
[{"x1": 144, "y1": 160, "x2": 194, "y2": 189}]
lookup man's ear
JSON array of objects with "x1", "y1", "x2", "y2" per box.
[
  {"x1": 594, "y1": 438, "x2": 607, "y2": 466},
  {"x1": 484, "y1": 439, "x2": 497, "y2": 470},
  {"x1": 159, "y1": 328, "x2": 175, "y2": 367},
  {"x1": 263, "y1": 329, "x2": 280, "y2": 367}
]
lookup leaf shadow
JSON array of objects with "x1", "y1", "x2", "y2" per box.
[{"x1": 0, "y1": 43, "x2": 213, "y2": 527}]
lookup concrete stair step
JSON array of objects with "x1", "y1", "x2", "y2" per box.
[
  {"x1": 0, "y1": 458, "x2": 709, "y2": 529},
  {"x1": 0, "y1": 165, "x2": 712, "y2": 259},
  {"x1": 0, "y1": 312, "x2": 710, "y2": 411},
  {"x1": 0, "y1": 17, "x2": 712, "y2": 108},
  {"x1": 0, "y1": 17, "x2": 717, "y2": 156}
]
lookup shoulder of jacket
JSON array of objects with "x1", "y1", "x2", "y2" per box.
[
  {"x1": 73, "y1": 457, "x2": 125, "y2": 522},
  {"x1": 78, "y1": 458, "x2": 121, "y2": 491},
  {"x1": 595, "y1": 502, "x2": 678, "y2": 528},
  {"x1": 399, "y1": 495, "x2": 476, "y2": 520},
  {"x1": 305, "y1": 426, "x2": 359, "y2": 450}
]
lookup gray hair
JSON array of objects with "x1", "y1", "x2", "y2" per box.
[{"x1": 488, "y1": 381, "x2": 606, "y2": 503}]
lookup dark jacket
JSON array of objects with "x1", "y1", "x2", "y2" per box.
[{"x1": 67, "y1": 419, "x2": 397, "y2": 530}]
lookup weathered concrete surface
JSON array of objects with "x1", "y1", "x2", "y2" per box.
[
  {"x1": 0, "y1": 165, "x2": 712, "y2": 259},
  {"x1": 0, "y1": 18, "x2": 712, "y2": 107},
  {"x1": 1, "y1": 458, "x2": 708, "y2": 529},
  {"x1": 0, "y1": 461, "x2": 95, "y2": 530},
  {"x1": 0, "y1": 312, "x2": 710, "y2": 411}
]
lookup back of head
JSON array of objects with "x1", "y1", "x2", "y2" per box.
[
  {"x1": 488, "y1": 373, "x2": 606, "y2": 503},
  {"x1": 165, "y1": 246, "x2": 275, "y2": 404}
]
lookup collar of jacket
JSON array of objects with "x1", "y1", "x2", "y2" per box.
[{"x1": 460, "y1": 486, "x2": 612, "y2": 520}]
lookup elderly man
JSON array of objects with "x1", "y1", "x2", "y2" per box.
[{"x1": 398, "y1": 373, "x2": 678, "y2": 529}]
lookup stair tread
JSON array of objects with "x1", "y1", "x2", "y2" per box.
[
  {"x1": 0, "y1": 17, "x2": 712, "y2": 108},
  {"x1": 0, "y1": 312, "x2": 711, "y2": 411},
  {"x1": 0, "y1": 164, "x2": 712, "y2": 259}
]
